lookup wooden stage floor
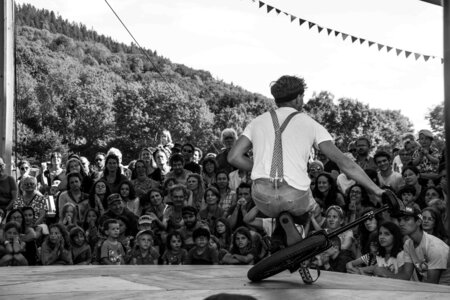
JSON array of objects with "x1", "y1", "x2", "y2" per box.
[{"x1": 1, "y1": 265, "x2": 450, "y2": 299}]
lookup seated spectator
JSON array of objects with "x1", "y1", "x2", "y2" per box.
[
  {"x1": 222, "y1": 226, "x2": 257, "y2": 265},
  {"x1": 199, "y1": 186, "x2": 225, "y2": 230},
  {"x1": 315, "y1": 236, "x2": 353, "y2": 273},
  {"x1": 69, "y1": 226, "x2": 91, "y2": 265},
  {"x1": 88, "y1": 179, "x2": 110, "y2": 216},
  {"x1": 99, "y1": 219, "x2": 125, "y2": 265},
  {"x1": 412, "y1": 129, "x2": 440, "y2": 184},
  {"x1": 82, "y1": 208, "x2": 100, "y2": 251},
  {"x1": 129, "y1": 229, "x2": 159, "y2": 265},
  {"x1": 215, "y1": 128, "x2": 238, "y2": 175},
  {"x1": 402, "y1": 166, "x2": 427, "y2": 209},
  {"x1": 185, "y1": 227, "x2": 219, "y2": 265},
  {"x1": 165, "y1": 153, "x2": 192, "y2": 185},
  {"x1": 346, "y1": 231, "x2": 378, "y2": 273},
  {"x1": 40, "y1": 223, "x2": 72, "y2": 265},
  {"x1": 312, "y1": 173, "x2": 345, "y2": 209},
  {"x1": 59, "y1": 202, "x2": 79, "y2": 229},
  {"x1": 179, "y1": 206, "x2": 203, "y2": 251},
  {"x1": 375, "y1": 150, "x2": 404, "y2": 193},
  {"x1": 13, "y1": 176, "x2": 47, "y2": 226},
  {"x1": 119, "y1": 181, "x2": 140, "y2": 216},
  {"x1": 161, "y1": 231, "x2": 188, "y2": 265},
  {"x1": 101, "y1": 154, "x2": 129, "y2": 194},
  {"x1": 398, "y1": 185, "x2": 420, "y2": 211},
  {"x1": 374, "y1": 207, "x2": 450, "y2": 284},
  {"x1": 165, "y1": 185, "x2": 190, "y2": 233},
  {"x1": 422, "y1": 207, "x2": 448, "y2": 244},
  {"x1": 149, "y1": 147, "x2": 171, "y2": 186},
  {"x1": 182, "y1": 143, "x2": 201, "y2": 174},
  {"x1": 0, "y1": 221, "x2": 28, "y2": 266},
  {"x1": 57, "y1": 172, "x2": 89, "y2": 222},
  {"x1": 215, "y1": 170, "x2": 236, "y2": 214},
  {"x1": 324, "y1": 206, "x2": 354, "y2": 253},
  {"x1": 98, "y1": 194, "x2": 139, "y2": 237},
  {"x1": 201, "y1": 156, "x2": 218, "y2": 187},
  {"x1": 5, "y1": 208, "x2": 37, "y2": 264},
  {"x1": 131, "y1": 159, "x2": 160, "y2": 199},
  {"x1": 186, "y1": 173, "x2": 206, "y2": 211},
  {"x1": 212, "y1": 217, "x2": 233, "y2": 251}
]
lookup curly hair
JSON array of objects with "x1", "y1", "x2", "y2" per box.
[{"x1": 270, "y1": 75, "x2": 307, "y2": 103}]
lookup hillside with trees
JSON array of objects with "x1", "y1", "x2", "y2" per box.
[{"x1": 14, "y1": 3, "x2": 414, "y2": 162}]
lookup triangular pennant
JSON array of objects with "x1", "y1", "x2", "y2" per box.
[
  {"x1": 424, "y1": 55, "x2": 430, "y2": 62},
  {"x1": 259, "y1": 1, "x2": 265, "y2": 8},
  {"x1": 334, "y1": 31, "x2": 340, "y2": 37},
  {"x1": 290, "y1": 15, "x2": 297, "y2": 22},
  {"x1": 405, "y1": 51, "x2": 412, "y2": 58},
  {"x1": 351, "y1": 36, "x2": 358, "y2": 43},
  {"x1": 396, "y1": 49, "x2": 402, "y2": 56},
  {"x1": 299, "y1": 18, "x2": 306, "y2": 26},
  {"x1": 414, "y1": 53, "x2": 421, "y2": 60},
  {"x1": 359, "y1": 38, "x2": 365, "y2": 45},
  {"x1": 342, "y1": 33, "x2": 348, "y2": 41},
  {"x1": 275, "y1": 9, "x2": 281, "y2": 14},
  {"x1": 267, "y1": 5, "x2": 274, "y2": 13},
  {"x1": 368, "y1": 41, "x2": 375, "y2": 47},
  {"x1": 377, "y1": 44, "x2": 384, "y2": 51},
  {"x1": 327, "y1": 28, "x2": 332, "y2": 35},
  {"x1": 283, "y1": 12, "x2": 288, "y2": 16},
  {"x1": 387, "y1": 46, "x2": 393, "y2": 53},
  {"x1": 308, "y1": 22, "x2": 315, "y2": 29},
  {"x1": 317, "y1": 26, "x2": 323, "y2": 33}
]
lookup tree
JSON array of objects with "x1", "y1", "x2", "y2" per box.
[{"x1": 426, "y1": 102, "x2": 444, "y2": 140}]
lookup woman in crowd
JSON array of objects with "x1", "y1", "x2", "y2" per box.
[
  {"x1": 150, "y1": 147, "x2": 171, "y2": 186},
  {"x1": 351, "y1": 222, "x2": 404, "y2": 276},
  {"x1": 0, "y1": 157, "x2": 17, "y2": 212},
  {"x1": 81, "y1": 208, "x2": 100, "y2": 250},
  {"x1": 12, "y1": 176, "x2": 47, "y2": 225},
  {"x1": 215, "y1": 170, "x2": 236, "y2": 215},
  {"x1": 17, "y1": 160, "x2": 31, "y2": 184},
  {"x1": 40, "y1": 152, "x2": 65, "y2": 194},
  {"x1": 88, "y1": 179, "x2": 110, "y2": 215},
  {"x1": 119, "y1": 180, "x2": 139, "y2": 216},
  {"x1": 59, "y1": 157, "x2": 93, "y2": 193},
  {"x1": 356, "y1": 208, "x2": 383, "y2": 257},
  {"x1": 402, "y1": 166, "x2": 427, "y2": 209},
  {"x1": 101, "y1": 153, "x2": 128, "y2": 194},
  {"x1": 312, "y1": 173, "x2": 345, "y2": 209},
  {"x1": 199, "y1": 186, "x2": 225, "y2": 231},
  {"x1": 138, "y1": 148, "x2": 156, "y2": 177},
  {"x1": 423, "y1": 186, "x2": 444, "y2": 207},
  {"x1": 40, "y1": 223, "x2": 72, "y2": 265},
  {"x1": 212, "y1": 217, "x2": 233, "y2": 251},
  {"x1": 201, "y1": 156, "x2": 218, "y2": 187},
  {"x1": 159, "y1": 129, "x2": 174, "y2": 151},
  {"x1": 346, "y1": 184, "x2": 371, "y2": 223},
  {"x1": 57, "y1": 172, "x2": 89, "y2": 222},
  {"x1": 324, "y1": 205, "x2": 354, "y2": 253},
  {"x1": 186, "y1": 173, "x2": 205, "y2": 211},
  {"x1": 132, "y1": 159, "x2": 159, "y2": 199},
  {"x1": 422, "y1": 207, "x2": 448, "y2": 244}
]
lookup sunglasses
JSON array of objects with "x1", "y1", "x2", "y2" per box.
[{"x1": 20, "y1": 167, "x2": 29, "y2": 171}]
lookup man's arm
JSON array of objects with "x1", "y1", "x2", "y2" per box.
[
  {"x1": 319, "y1": 141, "x2": 383, "y2": 197},
  {"x1": 425, "y1": 269, "x2": 443, "y2": 284},
  {"x1": 228, "y1": 136, "x2": 253, "y2": 172}
]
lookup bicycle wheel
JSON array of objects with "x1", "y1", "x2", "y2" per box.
[{"x1": 247, "y1": 234, "x2": 328, "y2": 282}]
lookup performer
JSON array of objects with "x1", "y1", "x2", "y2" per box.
[{"x1": 228, "y1": 75, "x2": 384, "y2": 238}]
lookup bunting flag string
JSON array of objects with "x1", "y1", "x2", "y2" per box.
[{"x1": 252, "y1": 0, "x2": 442, "y2": 63}]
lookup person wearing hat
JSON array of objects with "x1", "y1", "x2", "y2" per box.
[
  {"x1": 373, "y1": 207, "x2": 450, "y2": 284},
  {"x1": 98, "y1": 193, "x2": 139, "y2": 236},
  {"x1": 129, "y1": 229, "x2": 159, "y2": 265},
  {"x1": 228, "y1": 75, "x2": 384, "y2": 231},
  {"x1": 179, "y1": 205, "x2": 203, "y2": 251},
  {"x1": 412, "y1": 129, "x2": 440, "y2": 183}
]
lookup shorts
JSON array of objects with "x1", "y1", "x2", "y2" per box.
[{"x1": 252, "y1": 178, "x2": 317, "y2": 218}]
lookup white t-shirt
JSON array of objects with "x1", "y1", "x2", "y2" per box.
[
  {"x1": 376, "y1": 251, "x2": 405, "y2": 274},
  {"x1": 242, "y1": 107, "x2": 333, "y2": 191},
  {"x1": 403, "y1": 232, "x2": 450, "y2": 283},
  {"x1": 378, "y1": 171, "x2": 404, "y2": 193}
]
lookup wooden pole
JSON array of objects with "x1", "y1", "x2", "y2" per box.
[
  {"x1": 443, "y1": 0, "x2": 450, "y2": 235},
  {"x1": 0, "y1": 0, "x2": 15, "y2": 176}
]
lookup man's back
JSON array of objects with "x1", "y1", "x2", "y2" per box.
[{"x1": 242, "y1": 107, "x2": 332, "y2": 191}]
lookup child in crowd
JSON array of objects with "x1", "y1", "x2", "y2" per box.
[
  {"x1": 117, "y1": 216, "x2": 133, "y2": 254},
  {"x1": 185, "y1": 227, "x2": 218, "y2": 265},
  {"x1": 161, "y1": 231, "x2": 188, "y2": 265},
  {"x1": 60, "y1": 202, "x2": 78, "y2": 229},
  {"x1": 69, "y1": 226, "x2": 91, "y2": 265},
  {"x1": 222, "y1": 226, "x2": 256, "y2": 265},
  {"x1": 100, "y1": 219, "x2": 125, "y2": 265},
  {"x1": 40, "y1": 223, "x2": 73, "y2": 265},
  {"x1": 0, "y1": 221, "x2": 28, "y2": 266},
  {"x1": 82, "y1": 208, "x2": 100, "y2": 250},
  {"x1": 315, "y1": 236, "x2": 353, "y2": 273},
  {"x1": 129, "y1": 229, "x2": 159, "y2": 265},
  {"x1": 398, "y1": 185, "x2": 420, "y2": 210},
  {"x1": 346, "y1": 231, "x2": 379, "y2": 273}
]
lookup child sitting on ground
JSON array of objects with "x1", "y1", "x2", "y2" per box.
[
  {"x1": 222, "y1": 226, "x2": 257, "y2": 265},
  {"x1": 315, "y1": 236, "x2": 353, "y2": 273},
  {"x1": 100, "y1": 219, "x2": 125, "y2": 265},
  {"x1": 185, "y1": 227, "x2": 218, "y2": 265},
  {"x1": 161, "y1": 231, "x2": 188, "y2": 265},
  {"x1": 398, "y1": 186, "x2": 420, "y2": 210},
  {"x1": 69, "y1": 226, "x2": 91, "y2": 265},
  {"x1": 40, "y1": 223, "x2": 73, "y2": 265},
  {"x1": 0, "y1": 221, "x2": 28, "y2": 266},
  {"x1": 129, "y1": 229, "x2": 159, "y2": 265}
]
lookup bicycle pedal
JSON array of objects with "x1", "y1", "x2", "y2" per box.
[{"x1": 279, "y1": 213, "x2": 303, "y2": 246}]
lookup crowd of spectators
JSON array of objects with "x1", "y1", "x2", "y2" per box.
[{"x1": 0, "y1": 127, "x2": 449, "y2": 285}]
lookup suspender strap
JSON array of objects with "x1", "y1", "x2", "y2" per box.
[{"x1": 269, "y1": 109, "x2": 300, "y2": 181}]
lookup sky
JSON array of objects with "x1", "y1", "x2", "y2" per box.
[{"x1": 17, "y1": 0, "x2": 444, "y2": 131}]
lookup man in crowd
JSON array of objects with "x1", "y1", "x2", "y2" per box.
[
  {"x1": 166, "y1": 153, "x2": 192, "y2": 185},
  {"x1": 355, "y1": 136, "x2": 377, "y2": 171},
  {"x1": 374, "y1": 150, "x2": 404, "y2": 193}
]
